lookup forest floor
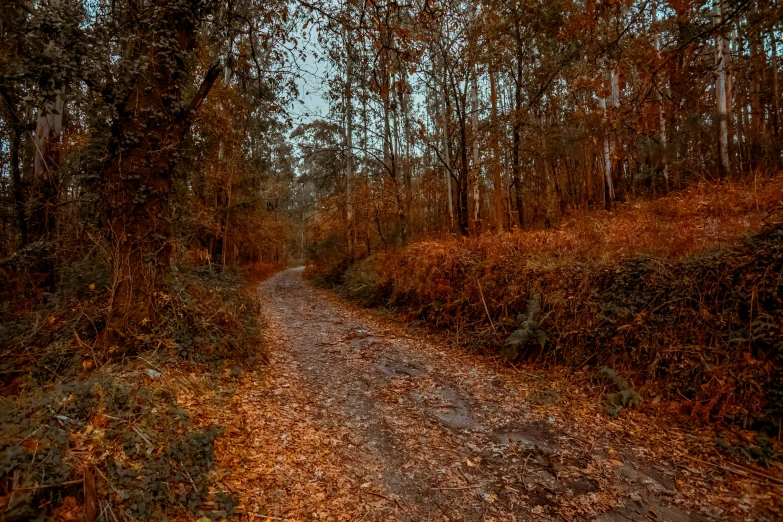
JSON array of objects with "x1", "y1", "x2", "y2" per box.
[{"x1": 207, "y1": 268, "x2": 782, "y2": 522}]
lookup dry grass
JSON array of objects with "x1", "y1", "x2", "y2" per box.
[{"x1": 481, "y1": 175, "x2": 783, "y2": 263}]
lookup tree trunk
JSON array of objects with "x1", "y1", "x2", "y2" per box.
[
  {"x1": 489, "y1": 68, "x2": 504, "y2": 234},
  {"x1": 394, "y1": 71, "x2": 410, "y2": 240},
  {"x1": 440, "y1": 69, "x2": 455, "y2": 233},
  {"x1": 471, "y1": 74, "x2": 481, "y2": 232},
  {"x1": 714, "y1": 0, "x2": 730, "y2": 176},
  {"x1": 9, "y1": 126, "x2": 27, "y2": 247},
  {"x1": 30, "y1": 96, "x2": 63, "y2": 240},
  {"x1": 772, "y1": 26, "x2": 780, "y2": 138},
  {"x1": 398, "y1": 70, "x2": 414, "y2": 236},
  {"x1": 511, "y1": 57, "x2": 524, "y2": 229},
  {"x1": 103, "y1": 2, "x2": 220, "y2": 337},
  {"x1": 223, "y1": 184, "x2": 231, "y2": 271},
  {"x1": 748, "y1": 5, "x2": 764, "y2": 157},
  {"x1": 453, "y1": 79, "x2": 470, "y2": 236},
  {"x1": 344, "y1": 40, "x2": 354, "y2": 255},
  {"x1": 610, "y1": 67, "x2": 622, "y2": 198},
  {"x1": 653, "y1": 7, "x2": 669, "y2": 192},
  {"x1": 599, "y1": 94, "x2": 615, "y2": 208}
]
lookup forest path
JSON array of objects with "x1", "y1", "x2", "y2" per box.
[{"x1": 214, "y1": 268, "x2": 778, "y2": 522}]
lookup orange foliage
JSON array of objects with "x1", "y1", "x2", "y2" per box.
[
  {"x1": 241, "y1": 261, "x2": 280, "y2": 283},
  {"x1": 482, "y1": 175, "x2": 783, "y2": 262},
  {"x1": 309, "y1": 176, "x2": 783, "y2": 425}
]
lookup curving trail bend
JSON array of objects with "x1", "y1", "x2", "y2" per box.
[{"x1": 213, "y1": 268, "x2": 779, "y2": 522}]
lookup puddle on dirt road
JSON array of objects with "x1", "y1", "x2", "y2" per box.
[
  {"x1": 430, "y1": 387, "x2": 483, "y2": 431},
  {"x1": 377, "y1": 360, "x2": 426, "y2": 378},
  {"x1": 489, "y1": 429, "x2": 546, "y2": 450}
]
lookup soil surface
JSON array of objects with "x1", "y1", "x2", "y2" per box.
[{"x1": 213, "y1": 268, "x2": 782, "y2": 521}]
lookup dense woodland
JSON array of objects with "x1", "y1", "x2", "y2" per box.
[
  {"x1": 296, "y1": 0, "x2": 783, "y2": 253},
  {"x1": 1, "y1": 0, "x2": 782, "y2": 320},
  {"x1": 0, "y1": 0, "x2": 296, "y2": 321},
  {"x1": 1, "y1": 0, "x2": 783, "y2": 520}
]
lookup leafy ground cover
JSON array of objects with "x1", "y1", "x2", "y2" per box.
[
  {"x1": 0, "y1": 261, "x2": 275, "y2": 520},
  {"x1": 210, "y1": 268, "x2": 783, "y2": 521},
  {"x1": 307, "y1": 176, "x2": 783, "y2": 434}
]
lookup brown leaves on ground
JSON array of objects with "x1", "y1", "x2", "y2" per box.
[
  {"x1": 52, "y1": 496, "x2": 82, "y2": 522},
  {"x1": 199, "y1": 269, "x2": 783, "y2": 521}
]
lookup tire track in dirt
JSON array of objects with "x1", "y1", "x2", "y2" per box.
[{"x1": 216, "y1": 268, "x2": 781, "y2": 521}]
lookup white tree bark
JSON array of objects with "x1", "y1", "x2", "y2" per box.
[
  {"x1": 599, "y1": 93, "x2": 615, "y2": 202},
  {"x1": 441, "y1": 67, "x2": 454, "y2": 232},
  {"x1": 489, "y1": 67, "x2": 504, "y2": 233},
  {"x1": 33, "y1": 95, "x2": 63, "y2": 181},
  {"x1": 653, "y1": 6, "x2": 669, "y2": 187},
  {"x1": 714, "y1": 0, "x2": 730, "y2": 174}
]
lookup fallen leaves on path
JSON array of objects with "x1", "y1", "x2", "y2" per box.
[{"x1": 198, "y1": 269, "x2": 782, "y2": 521}]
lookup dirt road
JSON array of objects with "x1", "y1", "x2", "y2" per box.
[{"x1": 215, "y1": 268, "x2": 780, "y2": 521}]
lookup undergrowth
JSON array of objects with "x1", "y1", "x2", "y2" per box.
[
  {"x1": 0, "y1": 258, "x2": 269, "y2": 520},
  {"x1": 1, "y1": 376, "x2": 229, "y2": 520},
  {"x1": 306, "y1": 178, "x2": 783, "y2": 433}
]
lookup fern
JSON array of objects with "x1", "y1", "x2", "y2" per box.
[
  {"x1": 599, "y1": 366, "x2": 642, "y2": 417},
  {"x1": 598, "y1": 366, "x2": 631, "y2": 391},
  {"x1": 503, "y1": 294, "x2": 549, "y2": 361}
]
